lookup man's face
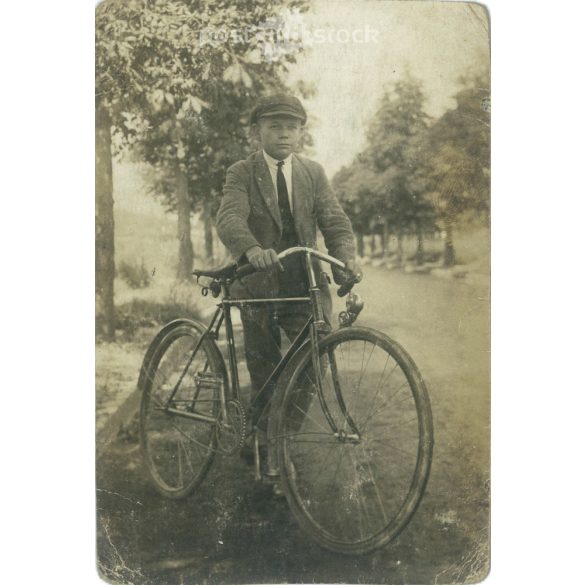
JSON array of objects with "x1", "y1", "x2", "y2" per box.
[{"x1": 256, "y1": 115, "x2": 303, "y2": 160}]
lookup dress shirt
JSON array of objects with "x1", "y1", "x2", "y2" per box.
[{"x1": 262, "y1": 150, "x2": 294, "y2": 213}]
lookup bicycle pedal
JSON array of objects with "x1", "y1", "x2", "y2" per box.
[{"x1": 194, "y1": 372, "x2": 223, "y2": 390}]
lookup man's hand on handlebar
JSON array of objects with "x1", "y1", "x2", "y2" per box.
[
  {"x1": 245, "y1": 246, "x2": 284, "y2": 272},
  {"x1": 345, "y1": 259, "x2": 363, "y2": 283},
  {"x1": 332, "y1": 259, "x2": 363, "y2": 286}
]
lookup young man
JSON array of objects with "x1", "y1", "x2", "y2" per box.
[{"x1": 216, "y1": 94, "x2": 361, "y2": 445}]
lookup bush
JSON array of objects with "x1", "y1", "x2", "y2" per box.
[
  {"x1": 114, "y1": 296, "x2": 201, "y2": 339},
  {"x1": 118, "y1": 258, "x2": 152, "y2": 289}
]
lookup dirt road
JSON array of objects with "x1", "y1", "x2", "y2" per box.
[{"x1": 97, "y1": 265, "x2": 490, "y2": 585}]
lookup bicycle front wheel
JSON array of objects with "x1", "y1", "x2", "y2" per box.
[
  {"x1": 139, "y1": 321, "x2": 226, "y2": 499},
  {"x1": 276, "y1": 326, "x2": 433, "y2": 554}
]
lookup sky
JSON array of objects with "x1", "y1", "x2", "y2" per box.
[{"x1": 286, "y1": 0, "x2": 490, "y2": 176}]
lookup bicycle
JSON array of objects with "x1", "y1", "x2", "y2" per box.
[{"x1": 138, "y1": 246, "x2": 433, "y2": 554}]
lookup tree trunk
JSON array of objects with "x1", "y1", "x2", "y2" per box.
[
  {"x1": 95, "y1": 102, "x2": 116, "y2": 341},
  {"x1": 356, "y1": 232, "x2": 365, "y2": 257},
  {"x1": 381, "y1": 219, "x2": 389, "y2": 258},
  {"x1": 203, "y1": 198, "x2": 214, "y2": 261},
  {"x1": 396, "y1": 228, "x2": 404, "y2": 266},
  {"x1": 443, "y1": 220, "x2": 456, "y2": 267},
  {"x1": 175, "y1": 162, "x2": 193, "y2": 281},
  {"x1": 415, "y1": 220, "x2": 425, "y2": 265},
  {"x1": 369, "y1": 234, "x2": 376, "y2": 257}
]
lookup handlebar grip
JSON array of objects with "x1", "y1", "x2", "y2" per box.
[
  {"x1": 337, "y1": 273, "x2": 362, "y2": 297},
  {"x1": 337, "y1": 281, "x2": 355, "y2": 297},
  {"x1": 337, "y1": 276, "x2": 362, "y2": 297}
]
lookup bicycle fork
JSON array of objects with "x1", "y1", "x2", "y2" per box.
[{"x1": 305, "y1": 252, "x2": 359, "y2": 438}]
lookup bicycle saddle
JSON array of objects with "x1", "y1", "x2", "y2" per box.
[{"x1": 192, "y1": 262, "x2": 237, "y2": 280}]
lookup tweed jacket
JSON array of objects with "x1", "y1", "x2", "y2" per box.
[{"x1": 216, "y1": 150, "x2": 356, "y2": 298}]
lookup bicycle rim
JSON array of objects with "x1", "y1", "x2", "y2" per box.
[
  {"x1": 140, "y1": 324, "x2": 223, "y2": 499},
  {"x1": 277, "y1": 327, "x2": 433, "y2": 554}
]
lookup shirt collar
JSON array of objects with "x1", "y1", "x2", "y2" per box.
[{"x1": 262, "y1": 150, "x2": 293, "y2": 170}]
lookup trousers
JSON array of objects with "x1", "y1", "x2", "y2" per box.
[
  {"x1": 240, "y1": 249, "x2": 335, "y2": 425},
  {"x1": 240, "y1": 259, "x2": 310, "y2": 425}
]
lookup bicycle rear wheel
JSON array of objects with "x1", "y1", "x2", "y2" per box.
[
  {"x1": 276, "y1": 326, "x2": 433, "y2": 554},
  {"x1": 139, "y1": 321, "x2": 226, "y2": 499}
]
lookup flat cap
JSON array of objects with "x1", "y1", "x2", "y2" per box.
[{"x1": 250, "y1": 94, "x2": 307, "y2": 125}]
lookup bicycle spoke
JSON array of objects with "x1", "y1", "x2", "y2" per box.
[
  {"x1": 292, "y1": 402, "x2": 330, "y2": 434},
  {"x1": 331, "y1": 442, "x2": 348, "y2": 487},
  {"x1": 178, "y1": 437, "x2": 197, "y2": 475},
  {"x1": 364, "y1": 406, "x2": 414, "y2": 434},
  {"x1": 366, "y1": 437, "x2": 418, "y2": 461},
  {"x1": 347, "y1": 448, "x2": 370, "y2": 539},
  {"x1": 359, "y1": 444, "x2": 389, "y2": 524},
  {"x1": 354, "y1": 340, "x2": 376, "y2": 404},
  {"x1": 145, "y1": 343, "x2": 199, "y2": 389},
  {"x1": 313, "y1": 440, "x2": 341, "y2": 474},
  {"x1": 291, "y1": 443, "x2": 344, "y2": 503},
  {"x1": 146, "y1": 394, "x2": 217, "y2": 455},
  {"x1": 357, "y1": 354, "x2": 395, "y2": 428},
  {"x1": 361, "y1": 380, "x2": 410, "y2": 430}
]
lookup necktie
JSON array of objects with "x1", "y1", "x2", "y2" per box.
[
  {"x1": 275, "y1": 160, "x2": 303, "y2": 292},
  {"x1": 276, "y1": 161, "x2": 293, "y2": 220}
]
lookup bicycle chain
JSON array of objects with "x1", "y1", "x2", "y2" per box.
[{"x1": 216, "y1": 399, "x2": 247, "y2": 455}]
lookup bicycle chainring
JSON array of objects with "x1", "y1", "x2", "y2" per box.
[{"x1": 216, "y1": 399, "x2": 246, "y2": 455}]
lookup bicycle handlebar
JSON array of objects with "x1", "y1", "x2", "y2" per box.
[{"x1": 234, "y1": 246, "x2": 358, "y2": 297}]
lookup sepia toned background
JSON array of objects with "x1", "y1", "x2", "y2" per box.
[{"x1": 96, "y1": 1, "x2": 490, "y2": 583}]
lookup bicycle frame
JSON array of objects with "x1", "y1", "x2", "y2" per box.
[
  {"x1": 163, "y1": 247, "x2": 355, "y2": 437},
  {"x1": 219, "y1": 248, "x2": 332, "y2": 431},
  {"x1": 215, "y1": 302, "x2": 312, "y2": 428}
]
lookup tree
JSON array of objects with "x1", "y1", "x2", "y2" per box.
[
  {"x1": 334, "y1": 77, "x2": 433, "y2": 263},
  {"x1": 96, "y1": 0, "x2": 153, "y2": 338},
  {"x1": 333, "y1": 161, "x2": 382, "y2": 257},
  {"x1": 426, "y1": 65, "x2": 490, "y2": 265},
  {"x1": 96, "y1": 0, "x2": 311, "y2": 316},
  {"x1": 95, "y1": 103, "x2": 116, "y2": 340},
  {"x1": 427, "y1": 144, "x2": 478, "y2": 266},
  {"x1": 134, "y1": 67, "x2": 306, "y2": 278}
]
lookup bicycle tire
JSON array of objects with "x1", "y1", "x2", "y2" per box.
[
  {"x1": 276, "y1": 326, "x2": 433, "y2": 554},
  {"x1": 139, "y1": 319, "x2": 227, "y2": 499}
]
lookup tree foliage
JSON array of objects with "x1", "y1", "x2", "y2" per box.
[
  {"x1": 96, "y1": 0, "x2": 312, "y2": 284},
  {"x1": 333, "y1": 68, "x2": 490, "y2": 266},
  {"x1": 334, "y1": 78, "x2": 433, "y2": 260},
  {"x1": 427, "y1": 67, "x2": 491, "y2": 226}
]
